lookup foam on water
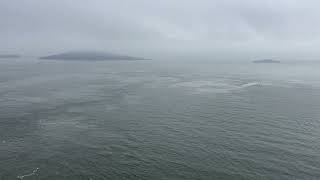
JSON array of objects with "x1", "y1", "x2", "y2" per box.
[
  {"x1": 239, "y1": 82, "x2": 261, "y2": 88},
  {"x1": 17, "y1": 168, "x2": 39, "y2": 179},
  {"x1": 170, "y1": 80, "x2": 267, "y2": 94}
]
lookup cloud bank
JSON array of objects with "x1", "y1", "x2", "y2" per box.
[{"x1": 1, "y1": 0, "x2": 320, "y2": 60}]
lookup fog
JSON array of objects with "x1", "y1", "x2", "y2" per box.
[{"x1": 1, "y1": 0, "x2": 320, "y2": 60}]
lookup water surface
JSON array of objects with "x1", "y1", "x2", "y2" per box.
[{"x1": 1, "y1": 59, "x2": 320, "y2": 179}]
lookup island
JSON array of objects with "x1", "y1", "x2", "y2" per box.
[
  {"x1": 39, "y1": 51, "x2": 149, "y2": 61},
  {"x1": 0, "y1": 54, "x2": 20, "y2": 58},
  {"x1": 253, "y1": 59, "x2": 280, "y2": 63}
]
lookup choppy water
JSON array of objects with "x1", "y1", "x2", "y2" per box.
[{"x1": 0, "y1": 59, "x2": 320, "y2": 179}]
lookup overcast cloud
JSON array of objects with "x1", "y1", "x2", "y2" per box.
[{"x1": 1, "y1": 0, "x2": 320, "y2": 60}]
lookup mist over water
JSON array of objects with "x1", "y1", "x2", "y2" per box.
[
  {"x1": 0, "y1": 59, "x2": 319, "y2": 179},
  {"x1": 2, "y1": 0, "x2": 320, "y2": 179}
]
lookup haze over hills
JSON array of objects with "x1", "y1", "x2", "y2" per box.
[
  {"x1": 253, "y1": 59, "x2": 280, "y2": 63},
  {"x1": 39, "y1": 51, "x2": 149, "y2": 61},
  {"x1": 0, "y1": 54, "x2": 20, "y2": 58}
]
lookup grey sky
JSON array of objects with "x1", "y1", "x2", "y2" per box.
[{"x1": 1, "y1": 0, "x2": 320, "y2": 60}]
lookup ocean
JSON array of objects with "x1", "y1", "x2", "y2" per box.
[{"x1": 0, "y1": 59, "x2": 320, "y2": 179}]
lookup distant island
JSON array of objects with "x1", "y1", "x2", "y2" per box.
[
  {"x1": 253, "y1": 59, "x2": 280, "y2": 63},
  {"x1": 0, "y1": 54, "x2": 20, "y2": 58},
  {"x1": 39, "y1": 51, "x2": 149, "y2": 61}
]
